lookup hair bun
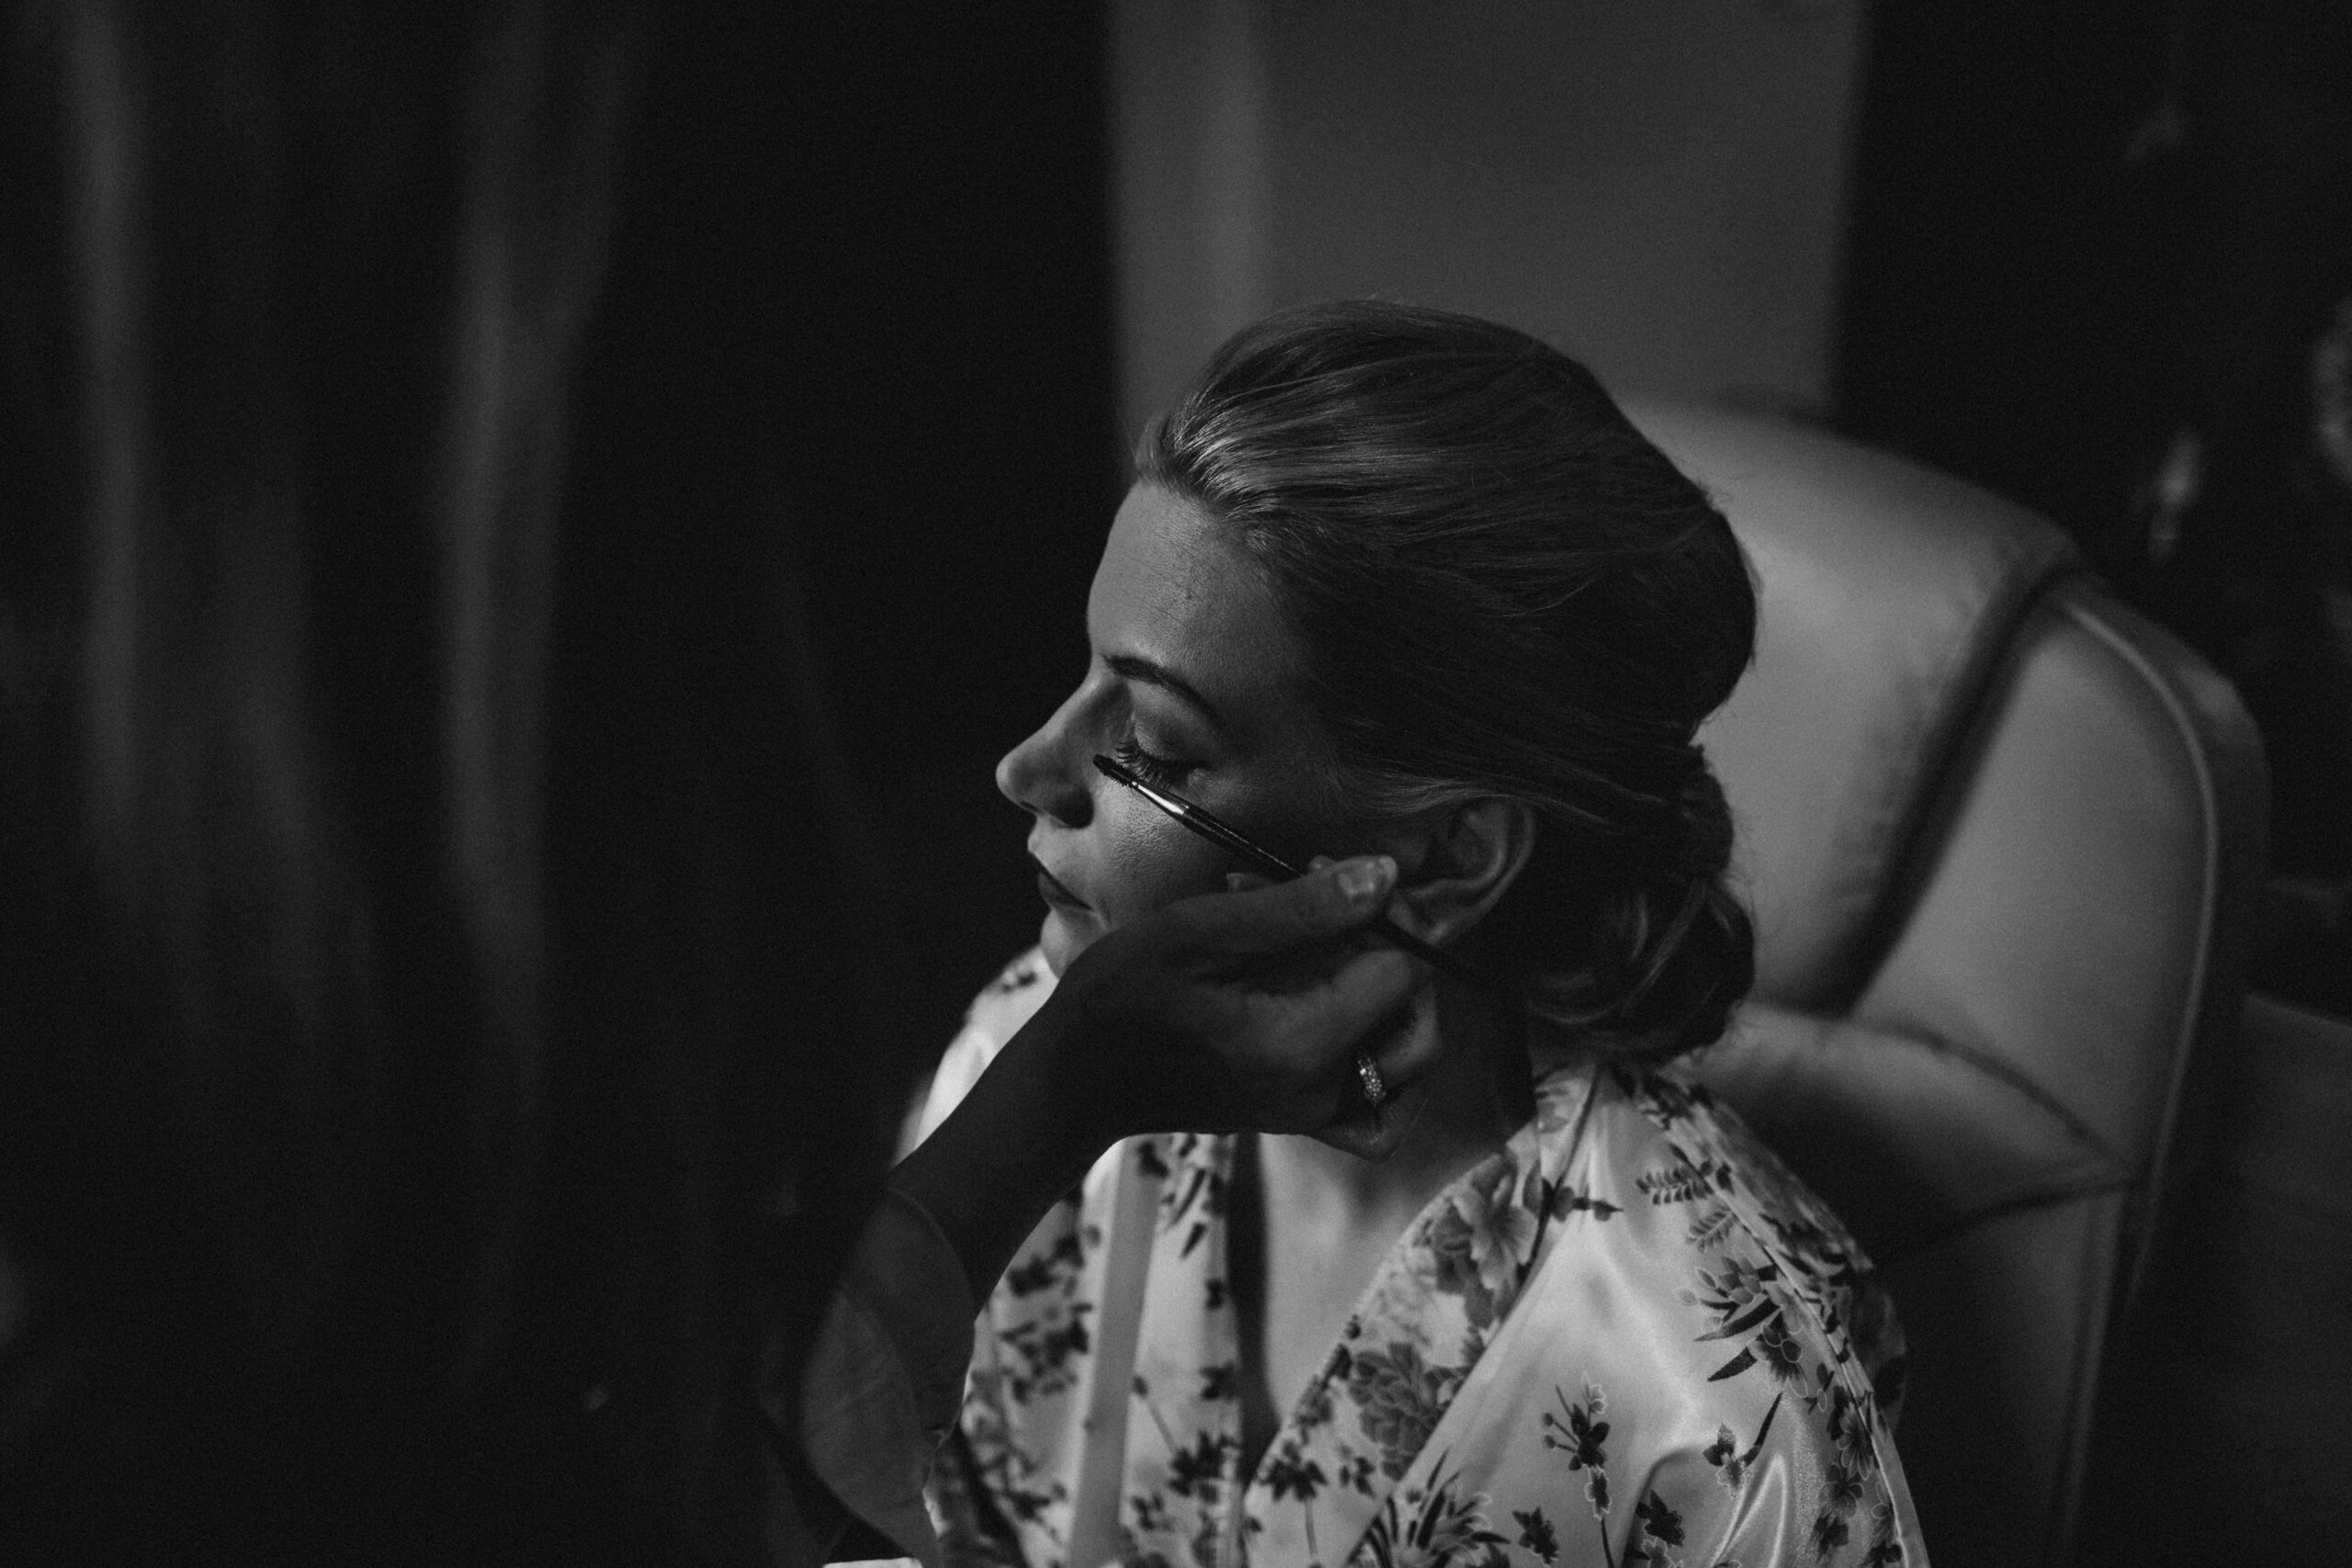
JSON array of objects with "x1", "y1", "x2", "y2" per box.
[{"x1": 1543, "y1": 757, "x2": 1751, "y2": 1062}]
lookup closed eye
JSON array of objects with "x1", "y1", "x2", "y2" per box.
[{"x1": 1110, "y1": 734, "x2": 1193, "y2": 788}]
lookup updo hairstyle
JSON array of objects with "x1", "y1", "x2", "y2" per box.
[{"x1": 1136, "y1": 301, "x2": 1758, "y2": 1063}]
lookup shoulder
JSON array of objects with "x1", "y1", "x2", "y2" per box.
[
  {"x1": 1486, "y1": 1065, "x2": 1920, "y2": 1562},
  {"x1": 1579, "y1": 1063, "x2": 1900, "y2": 1370},
  {"x1": 902, "y1": 951, "x2": 1057, "y2": 1156},
  {"x1": 1603, "y1": 1065, "x2": 1894, "y2": 1348},
  {"x1": 1513, "y1": 1059, "x2": 1913, "y2": 1429}
]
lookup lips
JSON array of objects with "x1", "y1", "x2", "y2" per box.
[{"x1": 1032, "y1": 857, "x2": 1090, "y2": 911}]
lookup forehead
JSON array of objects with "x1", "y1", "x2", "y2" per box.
[{"x1": 1089, "y1": 484, "x2": 1297, "y2": 735}]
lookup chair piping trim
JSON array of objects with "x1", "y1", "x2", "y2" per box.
[
  {"x1": 1895, "y1": 1024, "x2": 2117, "y2": 1165},
  {"x1": 1874, "y1": 1176, "x2": 2134, "y2": 1267},
  {"x1": 2046, "y1": 592, "x2": 2228, "y2": 1562},
  {"x1": 2054, "y1": 594, "x2": 2223, "y2": 1298},
  {"x1": 1815, "y1": 544, "x2": 2082, "y2": 1013}
]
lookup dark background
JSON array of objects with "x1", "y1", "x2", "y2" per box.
[
  {"x1": 581, "y1": 4, "x2": 1122, "y2": 1063},
  {"x1": 1840, "y1": 0, "x2": 2352, "y2": 1016}
]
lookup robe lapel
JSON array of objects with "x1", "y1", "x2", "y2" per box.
[
  {"x1": 977, "y1": 1137, "x2": 1165, "y2": 1568},
  {"x1": 1240, "y1": 1066, "x2": 1599, "y2": 1568},
  {"x1": 1118, "y1": 1133, "x2": 1246, "y2": 1567}
]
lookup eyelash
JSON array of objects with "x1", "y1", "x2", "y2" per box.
[{"x1": 1111, "y1": 733, "x2": 1192, "y2": 788}]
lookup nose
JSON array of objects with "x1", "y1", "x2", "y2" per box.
[{"x1": 996, "y1": 692, "x2": 1093, "y2": 829}]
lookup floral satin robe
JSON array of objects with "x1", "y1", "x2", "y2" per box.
[{"x1": 908, "y1": 953, "x2": 1925, "y2": 1568}]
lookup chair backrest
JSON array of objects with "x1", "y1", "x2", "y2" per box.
[{"x1": 1628, "y1": 404, "x2": 2269, "y2": 1568}]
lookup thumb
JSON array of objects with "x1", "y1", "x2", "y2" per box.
[{"x1": 1174, "y1": 855, "x2": 1398, "y2": 954}]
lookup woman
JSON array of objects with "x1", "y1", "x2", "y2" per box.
[{"x1": 912, "y1": 303, "x2": 1922, "y2": 1567}]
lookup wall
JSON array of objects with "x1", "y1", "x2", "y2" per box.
[{"x1": 1111, "y1": 0, "x2": 1870, "y2": 440}]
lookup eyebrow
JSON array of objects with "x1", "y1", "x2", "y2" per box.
[{"x1": 1107, "y1": 652, "x2": 1231, "y2": 736}]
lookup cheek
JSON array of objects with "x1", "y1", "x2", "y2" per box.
[
  {"x1": 1095, "y1": 800, "x2": 1233, "y2": 924},
  {"x1": 1035, "y1": 796, "x2": 1235, "y2": 977}
]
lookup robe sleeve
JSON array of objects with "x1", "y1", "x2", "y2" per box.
[
  {"x1": 1655, "y1": 1364, "x2": 1910, "y2": 1568},
  {"x1": 1606, "y1": 1265, "x2": 1913, "y2": 1560}
]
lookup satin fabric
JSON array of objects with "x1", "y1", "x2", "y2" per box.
[{"x1": 913, "y1": 953, "x2": 1925, "y2": 1568}]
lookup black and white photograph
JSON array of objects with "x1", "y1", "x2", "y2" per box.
[{"x1": 3, "y1": 4, "x2": 2346, "y2": 1564}]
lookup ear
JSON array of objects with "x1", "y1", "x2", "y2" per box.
[{"x1": 1390, "y1": 796, "x2": 1537, "y2": 946}]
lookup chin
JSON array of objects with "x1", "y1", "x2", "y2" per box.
[{"x1": 1037, "y1": 908, "x2": 1100, "y2": 977}]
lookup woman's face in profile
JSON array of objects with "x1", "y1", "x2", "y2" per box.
[{"x1": 997, "y1": 483, "x2": 1344, "y2": 974}]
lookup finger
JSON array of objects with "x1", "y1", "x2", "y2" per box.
[
  {"x1": 1225, "y1": 870, "x2": 1275, "y2": 894},
  {"x1": 1287, "y1": 946, "x2": 1424, "y2": 1058},
  {"x1": 1314, "y1": 1080, "x2": 1429, "y2": 1162},
  {"x1": 1313, "y1": 976, "x2": 1440, "y2": 1161},
  {"x1": 1170, "y1": 855, "x2": 1398, "y2": 955},
  {"x1": 1321, "y1": 982, "x2": 1435, "y2": 1109},
  {"x1": 1366, "y1": 981, "x2": 1444, "y2": 1091},
  {"x1": 1380, "y1": 891, "x2": 1438, "y2": 942}
]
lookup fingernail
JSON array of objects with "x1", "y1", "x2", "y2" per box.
[{"x1": 1334, "y1": 855, "x2": 1395, "y2": 901}]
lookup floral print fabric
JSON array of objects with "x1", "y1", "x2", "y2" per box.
[{"x1": 915, "y1": 953, "x2": 1924, "y2": 1568}]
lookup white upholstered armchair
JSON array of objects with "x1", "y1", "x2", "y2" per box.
[{"x1": 1630, "y1": 405, "x2": 2269, "y2": 1567}]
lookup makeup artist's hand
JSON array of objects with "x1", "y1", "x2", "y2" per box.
[
  {"x1": 1216, "y1": 858, "x2": 1442, "y2": 1162},
  {"x1": 888, "y1": 855, "x2": 1434, "y2": 1303},
  {"x1": 1046, "y1": 853, "x2": 1441, "y2": 1150}
]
